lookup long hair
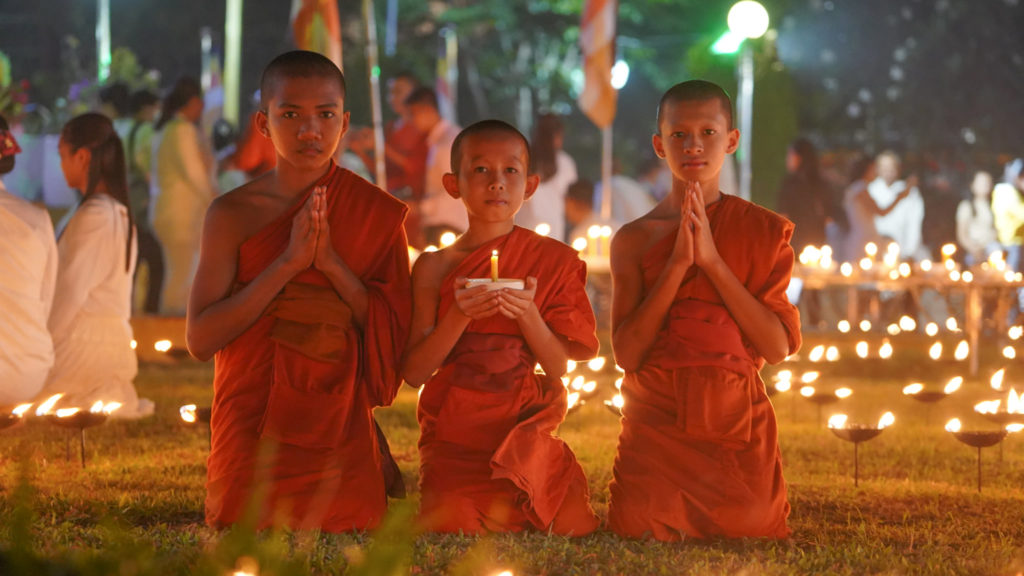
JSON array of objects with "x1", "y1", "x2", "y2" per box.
[
  {"x1": 155, "y1": 77, "x2": 202, "y2": 131},
  {"x1": 790, "y1": 138, "x2": 823, "y2": 183},
  {"x1": 61, "y1": 113, "x2": 134, "y2": 271},
  {"x1": 531, "y1": 113, "x2": 563, "y2": 182}
]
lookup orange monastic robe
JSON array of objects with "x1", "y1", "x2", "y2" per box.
[
  {"x1": 417, "y1": 226, "x2": 600, "y2": 535},
  {"x1": 206, "y1": 163, "x2": 410, "y2": 532},
  {"x1": 607, "y1": 195, "x2": 801, "y2": 540}
]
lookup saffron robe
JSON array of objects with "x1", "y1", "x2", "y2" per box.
[
  {"x1": 607, "y1": 195, "x2": 801, "y2": 540},
  {"x1": 205, "y1": 164, "x2": 410, "y2": 532},
  {"x1": 417, "y1": 226, "x2": 600, "y2": 535}
]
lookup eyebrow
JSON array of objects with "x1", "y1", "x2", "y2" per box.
[{"x1": 277, "y1": 102, "x2": 340, "y2": 109}]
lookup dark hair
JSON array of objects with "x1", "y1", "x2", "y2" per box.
[
  {"x1": 156, "y1": 77, "x2": 202, "y2": 131},
  {"x1": 98, "y1": 82, "x2": 131, "y2": 117},
  {"x1": 656, "y1": 80, "x2": 734, "y2": 131},
  {"x1": 790, "y1": 137, "x2": 823, "y2": 182},
  {"x1": 531, "y1": 113, "x2": 563, "y2": 182},
  {"x1": 450, "y1": 119, "x2": 530, "y2": 174},
  {"x1": 405, "y1": 86, "x2": 438, "y2": 110},
  {"x1": 61, "y1": 113, "x2": 134, "y2": 271},
  {"x1": 259, "y1": 50, "x2": 346, "y2": 109},
  {"x1": 129, "y1": 89, "x2": 160, "y2": 116},
  {"x1": 566, "y1": 178, "x2": 595, "y2": 205},
  {"x1": 848, "y1": 154, "x2": 876, "y2": 184},
  {"x1": 0, "y1": 114, "x2": 14, "y2": 175},
  {"x1": 390, "y1": 71, "x2": 420, "y2": 86}
]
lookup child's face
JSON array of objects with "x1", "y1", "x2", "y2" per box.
[
  {"x1": 652, "y1": 98, "x2": 738, "y2": 185},
  {"x1": 58, "y1": 139, "x2": 89, "y2": 191},
  {"x1": 442, "y1": 132, "x2": 539, "y2": 224},
  {"x1": 257, "y1": 75, "x2": 349, "y2": 171}
]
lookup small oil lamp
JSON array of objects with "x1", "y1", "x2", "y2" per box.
[
  {"x1": 1, "y1": 403, "x2": 34, "y2": 431},
  {"x1": 945, "y1": 418, "x2": 1009, "y2": 493},
  {"x1": 829, "y1": 411, "x2": 895, "y2": 487},
  {"x1": 48, "y1": 400, "x2": 122, "y2": 468}
]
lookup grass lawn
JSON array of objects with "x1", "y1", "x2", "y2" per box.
[{"x1": 2, "y1": 334, "x2": 1024, "y2": 575}]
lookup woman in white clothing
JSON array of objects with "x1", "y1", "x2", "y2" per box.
[
  {"x1": 842, "y1": 155, "x2": 910, "y2": 262},
  {"x1": 955, "y1": 171, "x2": 999, "y2": 266},
  {"x1": 0, "y1": 115, "x2": 58, "y2": 406},
  {"x1": 151, "y1": 77, "x2": 217, "y2": 315},
  {"x1": 39, "y1": 113, "x2": 152, "y2": 418},
  {"x1": 516, "y1": 113, "x2": 576, "y2": 241}
]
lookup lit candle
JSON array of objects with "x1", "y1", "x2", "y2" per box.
[
  {"x1": 490, "y1": 250, "x2": 499, "y2": 282},
  {"x1": 600, "y1": 225, "x2": 612, "y2": 256}
]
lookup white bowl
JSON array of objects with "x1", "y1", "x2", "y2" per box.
[{"x1": 465, "y1": 278, "x2": 525, "y2": 290}]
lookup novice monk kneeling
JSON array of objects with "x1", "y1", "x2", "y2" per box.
[
  {"x1": 187, "y1": 51, "x2": 410, "y2": 531},
  {"x1": 402, "y1": 120, "x2": 599, "y2": 535},
  {"x1": 607, "y1": 80, "x2": 801, "y2": 540}
]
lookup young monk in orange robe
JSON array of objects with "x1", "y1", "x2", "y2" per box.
[
  {"x1": 402, "y1": 120, "x2": 599, "y2": 535},
  {"x1": 606, "y1": 80, "x2": 800, "y2": 540},
  {"x1": 186, "y1": 51, "x2": 410, "y2": 531}
]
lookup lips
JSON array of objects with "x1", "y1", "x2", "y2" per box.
[{"x1": 298, "y1": 147, "x2": 322, "y2": 156}]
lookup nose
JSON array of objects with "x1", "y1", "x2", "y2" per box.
[
  {"x1": 488, "y1": 173, "x2": 506, "y2": 191},
  {"x1": 683, "y1": 134, "x2": 703, "y2": 153},
  {"x1": 298, "y1": 118, "x2": 321, "y2": 140}
]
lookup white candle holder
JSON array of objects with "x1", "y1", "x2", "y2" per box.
[{"x1": 465, "y1": 278, "x2": 525, "y2": 291}]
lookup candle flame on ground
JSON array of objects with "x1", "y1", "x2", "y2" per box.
[
  {"x1": 859, "y1": 320, "x2": 871, "y2": 332},
  {"x1": 826, "y1": 346, "x2": 840, "y2": 361},
  {"x1": 925, "y1": 322, "x2": 939, "y2": 336},
  {"x1": 954, "y1": 340, "x2": 969, "y2": 361},
  {"x1": 945, "y1": 418, "x2": 961, "y2": 433},
  {"x1": 35, "y1": 394, "x2": 63, "y2": 416},
  {"x1": 944, "y1": 376, "x2": 963, "y2": 395},
  {"x1": 809, "y1": 345, "x2": 825, "y2": 362},
  {"x1": 439, "y1": 232, "x2": 457, "y2": 246},
  {"x1": 828, "y1": 414, "x2": 847, "y2": 429},
  {"x1": 1007, "y1": 423, "x2": 1024, "y2": 433},
  {"x1": 1003, "y1": 346, "x2": 1016, "y2": 360},
  {"x1": 946, "y1": 317, "x2": 960, "y2": 332},
  {"x1": 533, "y1": 223, "x2": 551, "y2": 237},
  {"x1": 154, "y1": 339, "x2": 172, "y2": 353},
  {"x1": 180, "y1": 404, "x2": 197, "y2": 423},
  {"x1": 1009, "y1": 326, "x2": 1023, "y2": 340},
  {"x1": 856, "y1": 341, "x2": 869, "y2": 358},
  {"x1": 879, "y1": 341, "x2": 893, "y2": 359},
  {"x1": 12, "y1": 403, "x2": 33, "y2": 417},
  {"x1": 800, "y1": 386, "x2": 815, "y2": 397},
  {"x1": 587, "y1": 357, "x2": 606, "y2": 372},
  {"x1": 835, "y1": 387, "x2": 853, "y2": 399},
  {"x1": 838, "y1": 320, "x2": 851, "y2": 333},
  {"x1": 991, "y1": 369, "x2": 1005, "y2": 390},
  {"x1": 840, "y1": 263, "x2": 853, "y2": 277},
  {"x1": 903, "y1": 383, "x2": 924, "y2": 395},
  {"x1": 572, "y1": 237, "x2": 587, "y2": 251},
  {"x1": 898, "y1": 316, "x2": 916, "y2": 331},
  {"x1": 55, "y1": 408, "x2": 80, "y2": 418},
  {"x1": 801, "y1": 371, "x2": 820, "y2": 384},
  {"x1": 566, "y1": 360, "x2": 577, "y2": 373},
  {"x1": 879, "y1": 411, "x2": 895, "y2": 429},
  {"x1": 929, "y1": 342, "x2": 942, "y2": 360}
]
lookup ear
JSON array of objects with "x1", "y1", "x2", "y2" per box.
[
  {"x1": 75, "y1": 147, "x2": 92, "y2": 166},
  {"x1": 442, "y1": 172, "x2": 460, "y2": 199},
  {"x1": 725, "y1": 128, "x2": 740, "y2": 155},
  {"x1": 524, "y1": 173, "x2": 540, "y2": 201},
  {"x1": 652, "y1": 133, "x2": 666, "y2": 159},
  {"x1": 339, "y1": 110, "x2": 351, "y2": 140},
  {"x1": 255, "y1": 110, "x2": 270, "y2": 138}
]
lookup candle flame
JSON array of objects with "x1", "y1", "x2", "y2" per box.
[
  {"x1": 835, "y1": 387, "x2": 853, "y2": 399},
  {"x1": 439, "y1": 231, "x2": 457, "y2": 246},
  {"x1": 567, "y1": 392, "x2": 580, "y2": 410},
  {"x1": 611, "y1": 394, "x2": 624, "y2": 408},
  {"x1": 493, "y1": 571, "x2": 515, "y2": 576},
  {"x1": 103, "y1": 402, "x2": 121, "y2": 415},
  {"x1": 859, "y1": 257, "x2": 873, "y2": 271},
  {"x1": 801, "y1": 371, "x2": 820, "y2": 384},
  {"x1": 800, "y1": 385, "x2": 815, "y2": 397},
  {"x1": 1009, "y1": 389, "x2": 1023, "y2": 414},
  {"x1": 878, "y1": 411, "x2": 895, "y2": 429},
  {"x1": 864, "y1": 242, "x2": 877, "y2": 257},
  {"x1": 826, "y1": 346, "x2": 840, "y2": 361},
  {"x1": 975, "y1": 400, "x2": 1000, "y2": 414},
  {"x1": 856, "y1": 341, "x2": 869, "y2": 358},
  {"x1": 903, "y1": 383, "x2": 924, "y2": 395},
  {"x1": 12, "y1": 403, "x2": 33, "y2": 417},
  {"x1": 533, "y1": 223, "x2": 551, "y2": 237},
  {"x1": 945, "y1": 317, "x2": 960, "y2": 332},
  {"x1": 424, "y1": 245, "x2": 438, "y2": 253},
  {"x1": 614, "y1": 377, "x2": 623, "y2": 390},
  {"x1": 949, "y1": 270, "x2": 961, "y2": 282},
  {"x1": 954, "y1": 340, "x2": 969, "y2": 361},
  {"x1": 945, "y1": 418, "x2": 961, "y2": 433},
  {"x1": 925, "y1": 322, "x2": 939, "y2": 336},
  {"x1": 1009, "y1": 326, "x2": 1023, "y2": 340},
  {"x1": 920, "y1": 259, "x2": 933, "y2": 272},
  {"x1": 587, "y1": 357, "x2": 607, "y2": 372},
  {"x1": 991, "y1": 368, "x2": 1005, "y2": 390},
  {"x1": 130, "y1": 339, "x2": 138, "y2": 350},
  {"x1": 89, "y1": 400, "x2": 105, "y2": 413},
  {"x1": 879, "y1": 341, "x2": 893, "y2": 359},
  {"x1": 587, "y1": 225, "x2": 601, "y2": 239},
  {"x1": 929, "y1": 342, "x2": 943, "y2": 360},
  {"x1": 180, "y1": 404, "x2": 198, "y2": 423},
  {"x1": 600, "y1": 225, "x2": 612, "y2": 238},
  {"x1": 55, "y1": 408, "x2": 80, "y2": 418},
  {"x1": 898, "y1": 262, "x2": 911, "y2": 277},
  {"x1": 154, "y1": 339, "x2": 172, "y2": 353},
  {"x1": 776, "y1": 369, "x2": 792, "y2": 382},
  {"x1": 898, "y1": 315, "x2": 916, "y2": 331},
  {"x1": 828, "y1": 413, "x2": 848, "y2": 429},
  {"x1": 572, "y1": 237, "x2": 587, "y2": 251},
  {"x1": 859, "y1": 320, "x2": 872, "y2": 332},
  {"x1": 941, "y1": 243, "x2": 957, "y2": 257},
  {"x1": 1007, "y1": 423, "x2": 1024, "y2": 433},
  {"x1": 35, "y1": 394, "x2": 63, "y2": 416},
  {"x1": 840, "y1": 262, "x2": 853, "y2": 277},
  {"x1": 944, "y1": 376, "x2": 963, "y2": 395},
  {"x1": 809, "y1": 345, "x2": 825, "y2": 362},
  {"x1": 837, "y1": 320, "x2": 851, "y2": 333},
  {"x1": 774, "y1": 380, "x2": 792, "y2": 393},
  {"x1": 1003, "y1": 346, "x2": 1016, "y2": 360},
  {"x1": 570, "y1": 376, "x2": 585, "y2": 391},
  {"x1": 887, "y1": 323, "x2": 901, "y2": 336},
  {"x1": 566, "y1": 360, "x2": 577, "y2": 373},
  {"x1": 582, "y1": 380, "x2": 597, "y2": 393},
  {"x1": 962, "y1": 270, "x2": 974, "y2": 283}
]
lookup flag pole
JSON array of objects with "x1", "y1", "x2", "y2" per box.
[
  {"x1": 601, "y1": 125, "x2": 612, "y2": 221},
  {"x1": 363, "y1": 0, "x2": 387, "y2": 189},
  {"x1": 223, "y1": 0, "x2": 243, "y2": 125}
]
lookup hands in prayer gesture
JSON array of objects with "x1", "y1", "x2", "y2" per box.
[
  {"x1": 283, "y1": 186, "x2": 340, "y2": 273},
  {"x1": 671, "y1": 181, "x2": 721, "y2": 271}
]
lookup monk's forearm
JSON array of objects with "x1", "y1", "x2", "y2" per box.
[
  {"x1": 319, "y1": 255, "x2": 369, "y2": 326},
  {"x1": 519, "y1": 304, "x2": 569, "y2": 380},
  {"x1": 187, "y1": 258, "x2": 299, "y2": 361},
  {"x1": 613, "y1": 263, "x2": 688, "y2": 371},
  {"x1": 401, "y1": 309, "x2": 471, "y2": 387},
  {"x1": 702, "y1": 258, "x2": 790, "y2": 364}
]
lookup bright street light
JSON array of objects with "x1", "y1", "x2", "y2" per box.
[
  {"x1": 726, "y1": 0, "x2": 769, "y2": 202},
  {"x1": 610, "y1": 59, "x2": 630, "y2": 90}
]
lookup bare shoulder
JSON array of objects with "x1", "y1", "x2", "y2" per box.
[{"x1": 611, "y1": 214, "x2": 672, "y2": 262}]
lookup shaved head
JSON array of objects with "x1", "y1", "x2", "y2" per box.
[
  {"x1": 450, "y1": 119, "x2": 531, "y2": 174},
  {"x1": 656, "y1": 80, "x2": 734, "y2": 131},
  {"x1": 260, "y1": 50, "x2": 346, "y2": 109}
]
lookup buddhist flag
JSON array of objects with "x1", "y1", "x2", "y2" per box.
[
  {"x1": 578, "y1": 0, "x2": 617, "y2": 128},
  {"x1": 291, "y1": 0, "x2": 343, "y2": 71}
]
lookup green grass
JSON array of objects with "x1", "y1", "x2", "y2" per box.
[{"x1": 2, "y1": 338, "x2": 1024, "y2": 575}]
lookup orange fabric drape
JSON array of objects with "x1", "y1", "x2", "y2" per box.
[
  {"x1": 607, "y1": 195, "x2": 801, "y2": 540},
  {"x1": 205, "y1": 163, "x2": 410, "y2": 532},
  {"x1": 417, "y1": 227, "x2": 600, "y2": 535}
]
